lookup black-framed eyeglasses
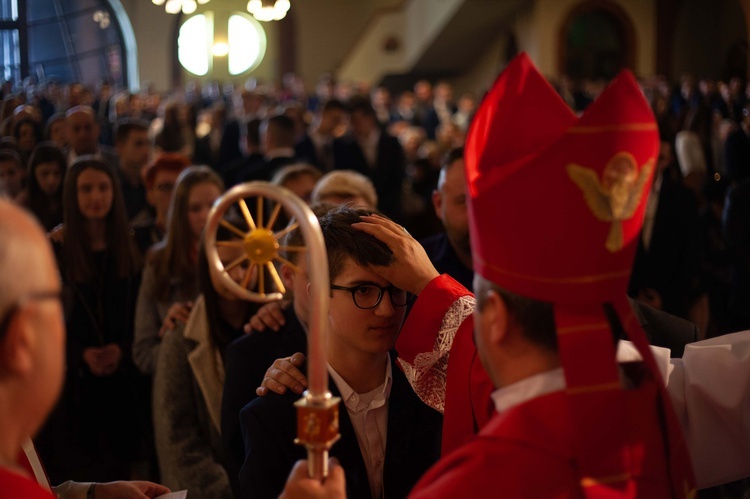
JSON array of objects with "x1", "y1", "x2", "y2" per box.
[
  {"x1": 0, "y1": 291, "x2": 62, "y2": 336},
  {"x1": 330, "y1": 283, "x2": 411, "y2": 310}
]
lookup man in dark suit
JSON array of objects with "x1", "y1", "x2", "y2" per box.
[
  {"x1": 220, "y1": 119, "x2": 264, "y2": 189},
  {"x1": 218, "y1": 89, "x2": 265, "y2": 170},
  {"x1": 333, "y1": 99, "x2": 406, "y2": 220},
  {"x1": 238, "y1": 207, "x2": 442, "y2": 499},
  {"x1": 241, "y1": 114, "x2": 298, "y2": 183},
  {"x1": 420, "y1": 147, "x2": 473, "y2": 290},
  {"x1": 295, "y1": 99, "x2": 346, "y2": 172},
  {"x1": 629, "y1": 138, "x2": 702, "y2": 320},
  {"x1": 65, "y1": 105, "x2": 119, "y2": 168}
]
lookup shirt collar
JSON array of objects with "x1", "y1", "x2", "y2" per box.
[
  {"x1": 328, "y1": 354, "x2": 393, "y2": 410},
  {"x1": 490, "y1": 367, "x2": 565, "y2": 414},
  {"x1": 265, "y1": 147, "x2": 296, "y2": 160}
]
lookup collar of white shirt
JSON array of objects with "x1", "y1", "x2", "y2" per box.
[
  {"x1": 491, "y1": 367, "x2": 565, "y2": 414},
  {"x1": 265, "y1": 147, "x2": 296, "y2": 161},
  {"x1": 327, "y1": 354, "x2": 393, "y2": 410},
  {"x1": 490, "y1": 341, "x2": 673, "y2": 415}
]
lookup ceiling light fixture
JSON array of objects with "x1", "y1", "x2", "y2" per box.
[
  {"x1": 247, "y1": 0, "x2": 290, "y2": 22},
  {"x1": 152, "y1": 0, "x2": 210, "y2": 15}
]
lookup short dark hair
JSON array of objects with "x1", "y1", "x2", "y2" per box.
[
  {"x1": 264, "y1": 114, "x2": 296, "y2": 148},
  {"x1": 443, "y1": 146, "x2": 464, "y2": 169},
  {"x1": 245, "y1": 118, "x2": 262, "y2": 148},
  {"x1": 0, "y1": 149, "x2": 23, "y2": 169},
  {"x1": 318, "y1": 206, "x2": 393, "y2": 280},
  {"x1": 348, "y1": 98, "x2": 376, "y2": 120},
  {"x1": 114, "y1": 118, "x2": 149, "y2": 145},
  {"x1": 474, "y1": 276, "x2": 557, "y2": 353},
  {"x1": 322, "y1": 99, "x2": 347, "y2": 114}
]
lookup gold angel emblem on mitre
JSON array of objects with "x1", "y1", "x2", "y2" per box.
[{"x1": 566, "y1": 152, "x2": 654, "y2": 253}]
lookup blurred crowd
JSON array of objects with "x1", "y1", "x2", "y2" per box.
[{"x1": 0, "y1": 68, "x2": 749, "y2": 495}]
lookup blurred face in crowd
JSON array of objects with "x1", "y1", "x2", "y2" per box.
[
  {"x1": 433, "y1": 158, "x2": 470, "y2": 257},
  {"x1": 48, "y1": 120, "x2": 68, "y2": 148},
  {"x1": 35, "y1": 161, "x2": 63, "y2": 196},
  {"x1": 67, "y1": 109, "x2": 100, "y2": 155},
  {"x1": 187, "y1": 181, "x2": 222, "y2": 241},
  {"x1": 17, "y1": 122, "x2": 37, "y2": 152},
  {"x1": 0, "y1": 159, "x2": 25, "y2": 198},
  {"x1": 77, "y1": 167, "x2": 113, "y2": 220},
  {"x1": 116, "y1": 128, "x2": 151, "y2": 170},
  {"x1": 148, "y1": 169, "x2": 181, "y2": 222},
  {"x1": 319, "y1": 107, "x2": 345, "y2": 135},
  {"x1": 283, "y1": 173, "x2": 318, "y2": 205},
  {"x1": 350, "y1": 109, "x2": 375, "y2": 139}
]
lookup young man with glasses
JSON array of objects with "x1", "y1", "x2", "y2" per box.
[{"x1": 237, "y1": 207, "x2": 442, "y2": 499}]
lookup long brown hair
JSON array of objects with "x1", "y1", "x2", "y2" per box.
[
  {"x1": 150, "y1": 165, "x2": 224, "y2": 300},
  {"x1": 27, "y1": 142, "x2": 67, "y2": 230},
  {"x1": 62, "y1": 156, "x2": 140, "y2": 283}
]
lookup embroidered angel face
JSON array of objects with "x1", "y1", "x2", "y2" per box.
[{"x1": 567, "y1": 152, "x2": 655, "y2": 252}]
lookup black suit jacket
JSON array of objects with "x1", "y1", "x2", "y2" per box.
[
  {"x1": 629, "y1": 176, "x2": 702, "y2": 318},
  {"x1": 222, "y1": 307, "x2": 307, "y2": 498},
  {"x1": 242, "y1": 155, "x2": 298, "y2": 183},
  {"x1": 333, "y1": 132, "x2": 405, "y2": 220},
  {"x1": 628, "y1": 298, "x2": 697, "y2": 358},
  {"x1": 238, "y1": 354, "x2": 442, "y2": 499}
]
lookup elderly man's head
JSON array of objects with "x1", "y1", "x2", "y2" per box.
[
  {"x1": 0, "y1": 200, "x2": 65, "y2": 443},
  {"x1": 66, "y1": 105, "x2": 100, "y2": 155}
]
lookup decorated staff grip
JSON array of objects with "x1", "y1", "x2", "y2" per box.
[{"x1": 204, "y1": 182, "x2": 339, "y2": 480}]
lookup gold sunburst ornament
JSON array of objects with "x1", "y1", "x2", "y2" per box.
[
  {"x1": 212, "y1": 194, "x2": 306, "y2": 299},
  {"x1": 567, "y1": 152, "x2": 654, "y2": 253}
]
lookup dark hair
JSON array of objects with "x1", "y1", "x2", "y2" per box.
[
  {"x1": 245, "y1": 118, "x2": 262, "y2": 148},
  {"x1": 348, "y1": 98, "x2": 377, "y2": 120},
  {"x1": 474, "y1": 276, "x2": 557, "y2": 353},
  {"x1": 27, "y1": 142, "x2": 67, "y2": 230},
  {"x1": 281, "y1": 203, "x2": 335, "y2": 263},
  {"x1": 264, "y1": 114, "x2": 296, "y2": 148},
  {"x1": 442, "y1": 146, "x2": 464, "y2": 169},
  {"x1": 62, "y1": 156, "x2": 140, "y2": 282},
  {"x1": 0, "y1": 149, "x2": 23, "y2": 169},
  {"x1": 12, "y1": 117, "x2": 43, "y2": 150},
  {"x1": 321, "y1": 99, "x2": 347, "y2": 114},
  {"x1": 150, "y1": 166, "x2": 224, "y2": 300},
  {"x1": 0, "y1": 138, "x2": 23, "y2": 159},
  {"x1": 114, "y1": 118, "x2": 149, "y2": 145},
  {"x1": 45, "y1": 112, "x2": 67, "y2": 140},
  {"x1": 318, "y1": 206, "x2": 393, "y2": 280}
]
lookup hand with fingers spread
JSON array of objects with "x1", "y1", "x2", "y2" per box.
[
  {"x1": 279, "y1": 459, "x2": 347, "y2": 499},
  {"x1": 256, "y1": 352, "x2": 308, "y2": 396},
  {"x1": 352, "y1": 214, "x2": 440, "y2": 295},
  {"x1": 244, "y1": 299, "x2": 290, "y2": 334},
  {"x1": 158, "y1": 301, "x2": 193, "y2": 338}
]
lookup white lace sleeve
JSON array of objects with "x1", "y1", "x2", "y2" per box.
[{"x1": 397, "y1": 295, "x2": 475, "y2": 413}]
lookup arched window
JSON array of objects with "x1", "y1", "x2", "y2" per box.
[
  {"x1": 559, "y1": 1, "x2": 635, "y2": 80},
  {"x1": 0, "y1": 0, "x2": 137, "y2": 88}
]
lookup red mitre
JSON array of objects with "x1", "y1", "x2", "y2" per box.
[
  {"x1": 465, "y1": 53, "x2": 656, "y2": 304},
  {"x1": 465, "y1": 53, "x2": 696, "y2": 497}
]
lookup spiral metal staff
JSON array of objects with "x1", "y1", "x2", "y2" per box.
[{"x1": 204, "y1": 182, "x2": 340, "y2": 481}]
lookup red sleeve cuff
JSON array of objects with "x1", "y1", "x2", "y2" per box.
[{"x1": 396, "y1": 274, "x2": 473, "y2": 363}]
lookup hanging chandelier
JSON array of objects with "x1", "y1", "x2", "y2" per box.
[
  {"x1": 247, "y1": 0, "x2": 290, "y2": 22},
  {"x1": 152, "y1": 0, "x2": 210, "y2": 15}
]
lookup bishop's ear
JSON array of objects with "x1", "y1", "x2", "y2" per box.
[{"x1": 0, "y1": 307, "x2": 36, "y2": 376}]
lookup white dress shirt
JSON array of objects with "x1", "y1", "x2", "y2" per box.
[{"x1": 328, "y1": 356, "x2": 392, "y2": 499}]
